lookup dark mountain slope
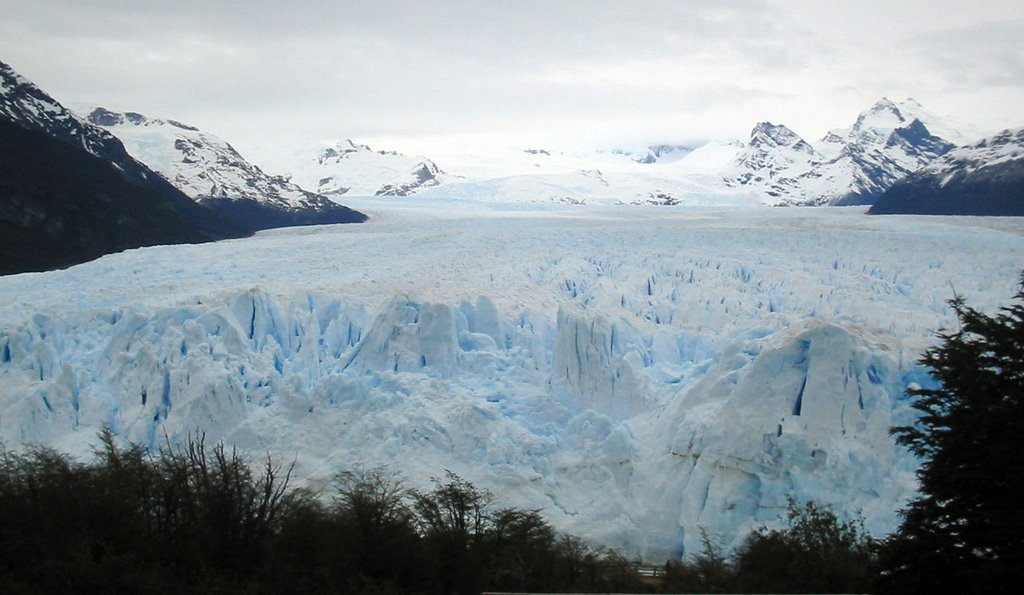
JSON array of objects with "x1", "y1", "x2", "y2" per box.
[
  {"x1": 0, "y1": 120, "x2": 208, "y2": 274},
  {"x1": 870, "y1": 127, "x2": 1024, "y2": 216}
]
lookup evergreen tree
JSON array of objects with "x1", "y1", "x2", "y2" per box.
[{"x1": 881, "y1": 280, "x2": 1024, "y2": 592}]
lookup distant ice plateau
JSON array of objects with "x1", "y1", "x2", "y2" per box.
[{"x1": 2, "y1": 201, "x2": 1023, "y2": 559}]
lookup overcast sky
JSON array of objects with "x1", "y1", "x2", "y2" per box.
[{"x1": 2, "y1": 0, "x2": 1023, "y2": 157}]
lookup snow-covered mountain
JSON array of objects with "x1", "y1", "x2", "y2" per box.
[
  {"x1": 1, "y1": 59, "x2": 231, "y2": 274},
  {"x1": 870, "y1": 126, "x2": 1024, "y2": 216},
  {"x1": 2, "y1": 61, "x2": 133, "y2": 166},
  {"x1": 0, "y1": 60, "x2": 209, "y2": 215},
  {"x1": 279, "y1": 139, "x2": 454, "y2": 197},
  {"x1": 380, "y1": 98, "x2": 965, "y2": 208},
  {"x1": 609, "y1": 144, "x2": 695, "y2": 164},
  {"x1": 262, "y1": 141, "x2": 701, "y2": 202},
  {"x1": 724, "y1": 98, "x2": 960, "y2": 205},
  {"x1": 722, "y1": 122, "x2": 822, "y2": 202},
  {"x1": 414, "y1": 165, "x2": 758, "y2": 207},
  {"x1": 86, "y1": 108, "x2": 366, "y2": 229},
  {"x1": 2, "y1": 60, "x2": 365, "y2": 245},
  {"x1": 0, "y1": 116, "x2": 211, "y2": 275},
  {"x1": 88, "y1": 108, "x2": 321, "y2": 210}
]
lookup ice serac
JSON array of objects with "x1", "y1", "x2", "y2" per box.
[
  {"x1": 661, "y1": 322, "x2": 905, "y2": 554},
  {"x1": 0, "y1": 281, "x2": 924, "y2": 558},
  {"x1": 343, "y1": 300, "x2": 461, "y2": 378},
  {"x1": 550, "y1": 306, "x2": 646, "y2": 419}
]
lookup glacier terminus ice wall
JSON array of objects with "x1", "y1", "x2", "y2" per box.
[{"x1": 2, "y1": 203, "x2": 1023, "y2": 559}]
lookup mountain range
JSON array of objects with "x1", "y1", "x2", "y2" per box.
[
  {"x1": 722, "y1": 98, "x2": 963, "y2": 206},
  {"x1": 1, "y1": 59, "x2": 365, "y2": 275},
  {"x1": 0, "y1": 117, "x2": 210, "y2": 275},
  {"x1": 4, "y1": 55, "x2": 1024, "y2": 276},
  {"x1": 82, "y1": 94, "x2": 987, "y2": 211},
  {"x1": 392, "y1": 98, "x2": 1008, "y2": 209}
]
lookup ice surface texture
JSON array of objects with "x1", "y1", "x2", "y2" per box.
[{"x1": 2, "y1": 203, "x2": 1023, "y2": 558}]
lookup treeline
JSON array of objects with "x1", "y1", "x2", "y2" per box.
[
  {"x1": 0, "y1": 430, "x2": 877, "y2": 594},
  {"x1": 660, "y1": 500, "x2": 875, "y2": 593},
  {"x1": 0, "y1": 430, "x2": 670, "y2": 594}
]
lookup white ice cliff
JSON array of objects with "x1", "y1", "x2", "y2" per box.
[{"x1": 2, "y1": 202, "x2": 1023, "y2": 559}]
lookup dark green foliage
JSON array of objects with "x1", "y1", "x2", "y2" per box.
[
  {"x1": 0, "y1": 430, "x2": 294, "y2": 593},
  {"x1": 662, "y1": 530, "x2": 733, "y2": 593},
  {"x1": 484, "y1": 507, "x2": 557, "y2": 591},
  {"x1": 411, "y1": 471, "x2": 489, "y2": 594},
  {"x1": 880, "y1": 282, "x2": 1024, "y2": 593},
  {"x1": 331, "y1": 467, "x2": 423, "y2": 592},
  {"x1": 599, "y1": 550, "x2": 647, "y2": 593},
  {"x1": 551, "y1": 533, "x2": 599, "y2": 589},
  {"x1": 732, "y1": 500, "x2": 876, "y2": 593},
  {"x1": 0, "y1": 437, "x2": 646, "y2": 594},
  {"x1": 660, "y1": 501, "x2": 876, "y2": 594},
  {"x1": 0, "y1": 427, "x2": 885, "y2": 593}
]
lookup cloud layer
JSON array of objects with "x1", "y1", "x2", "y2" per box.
[{"x1": 2, "y1": 0, "x2": 1023, "y2": 156}]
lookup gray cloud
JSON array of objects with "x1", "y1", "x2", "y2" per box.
[
  {"x1": 898, "y1": 20, "x2": 1024, "y2": 90},
  {"x1": 2, "y1": 0, "x2": 1023, "y2": 155}
]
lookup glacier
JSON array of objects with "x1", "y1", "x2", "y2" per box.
[{"x1": 2, "y1": 199, "x2": 1023, "y2": 559}]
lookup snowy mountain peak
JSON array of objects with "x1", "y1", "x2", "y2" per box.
[
  {"x1": 1, "y1": 69, "x2": 42, "y2": 114},
  {"x1": 0, "y1": 60, "x2": 34, "y2": 102},
  {"x1": 87, "y1": 106, "x2": 338, "y2": 212},
  {"x1": 316, "y1": 139, "x2": 404, "y2": 165},
  {"x1": 975, "y1": 126, "x2": 1024, "y2": 149},
  {"x1": 296, "y1": 140, "x2": 452, "y2": 197},
  {"x1": 1, "y1": 60, "x2": 136, "y2": 164},
  {"x1": 87, "y1": 106, "x2": 199, "y2": 132},
  {"x1": 610, "y1": 144, "x2": 695, "y2": 164},
  {"x1": 846, "y1": 97, "x2": 910, "y2": 145},
  {"x1": 720, "y1": 98, "x2": 962, "y2": 205},
  {"x1": 910, "y1": 126, "x2": 1024, "y2": 182},
  {"x1": 829, "y1": 97, "x2": 960, "y2": 150},
  {"x1": 722, "y1": 123, "x2": 822, "y2": 203},
  {"x1": 749, "y1": 122, "x2": 817, "y2": 155},
  {"x1": 885, "y1": 118, "x2": 955, "y2": 158},
  {"x1": 864, "y1": 96, "x2": 902, "y2": 118}
]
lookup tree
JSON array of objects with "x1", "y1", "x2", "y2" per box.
[
  {"x1": 733, "y1": 500, "x2": 875, "y2": 593},
  {"x1": 412, "y1": 471, "x2": 492, "y2": 594},
  {"x1": 551, "y1": 533, "x2": 600, "y2": 591},
  {"x1": 881, "y1": 281, "x2": 1024, "y2": 592},
  {"x1": 485, "y1": 507, "x2": 556, "y2": 591},
  {"x1": 332, "y1": 466, "x2": 422, "y2": 591},
  {"x1": 663, "y1": 529, "x2": 734, "y2": 593}
]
